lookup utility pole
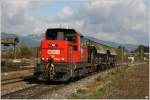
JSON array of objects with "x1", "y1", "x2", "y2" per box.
[
  {"x1": 139, "y1": 45, "x2": 144, "y2": 60},
  {"x1": 122, "y1": 47, "x2": 124, "y2": 63},
  {"x1": 13, "y1": 38, "x2": 19, "y2": 59},
  {"x1": 13, "y1": 44, "x2": 16, "y2": 59},
  {"x1": 36, "y1": 47, "x2": 39, "y2": 64},
  {"x1": 117, "y1": 46, "x2": 124, "y2": 63}
]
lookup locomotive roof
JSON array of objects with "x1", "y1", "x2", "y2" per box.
[{"x1": 46, "y1": 28, "x2": 83, "y2": 36}]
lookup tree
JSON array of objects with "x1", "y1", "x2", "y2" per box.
[
  {"x1": 17, "y1": 45, "x2": 33, "y2": 58},
  {"x1": 117, "y1": 46, "x2": 125, "y2": 62},
  {"x1": 138, "y1": 45, "x2": 144, "y2": 60}
]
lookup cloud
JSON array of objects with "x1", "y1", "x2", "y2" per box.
[
  {"x1": 58, "y1": 6, "x2": 73, "y2": 18},
  {"x1": 1, "y1": 0, "x2": 149, "y2": 45},
  {"x1": 76, "y1": 0, "x2": 148, "y2": 45},
  {"x1": 1, "y1": 0, "x2": 52, "y2": 35}
]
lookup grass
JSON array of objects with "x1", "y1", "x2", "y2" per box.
[
  {"x1": 76, "y1": 88, "x2": 87, "y2": 94},
  {"x1": 69, "y1": 66, "x2": 128, "y2": 99},
  {"x1": 95, "y1": 75, "x2": 103, "y2": 81},
  {"x1": 69, "y1": 64, "x2": 149, "y2": 99}
]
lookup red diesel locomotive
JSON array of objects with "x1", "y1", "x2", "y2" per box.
[{"x1": 34, "y1": 28, "x2": 116, "y2": 81}]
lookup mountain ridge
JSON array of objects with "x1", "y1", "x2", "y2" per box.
[{"x1": 1, "y1": 32, "x2": 139, "y2": 51}]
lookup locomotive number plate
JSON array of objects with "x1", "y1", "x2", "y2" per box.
[{"x1": 47, "y1": 50, "x2": 60, "y2": 54}]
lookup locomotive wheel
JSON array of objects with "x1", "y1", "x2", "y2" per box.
[
  {"x1": 100, "y1": 65, "x2": 103, "y2": 70},
  {"x1": 36, "y1": 71, "x2": 48, "y2": 81},
  {"x1": 112, "y1": 63, "x2": 115, "y2": 67}
]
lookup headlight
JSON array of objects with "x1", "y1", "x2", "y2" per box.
[
  {"x1": 42, "y1": 57, "x2": 45, "y2": 60},
  {"x1": 62, "y1": 57, "x2": 65, "y2": 61},
  {"x1": 51, "y1": 55, "x2": 55, "y2": 59}
]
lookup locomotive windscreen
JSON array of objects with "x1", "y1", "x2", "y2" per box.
[{"x1": 46, "y1": 29, "x2": 76, "y2": 43}]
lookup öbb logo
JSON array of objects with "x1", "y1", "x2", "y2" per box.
[{"x1": 47, "y1": 50, "x2": 60, "y2": 54}]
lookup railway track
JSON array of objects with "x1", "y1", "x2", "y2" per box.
[
  {"x1": 1, "y1": 83, "x2": 64, "y2": 99},
  {"x1": 1, "y1": 75, "x2": 35, "y2": 85},
  {"x1": 1, "y1": 78, "x2": 25, "y2": 86},
  {"x1": 1, "y1": 63, "x2": 131, "y2": 99},
  {"x1": 2, "y1": 65, "x2": 34, "y2": 73}
]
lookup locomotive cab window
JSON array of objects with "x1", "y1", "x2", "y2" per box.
[
  {"x1": 46, "y1": 29, "x2": 76, "y2": 43},
  {"x1": 65, "y1": 34, "x2": 76, "y2": 43},
  {"x1": 57, "y1": 32, "x2": 64, "y2": 40},
  {"x1": 46, "y1": 30, "x2": 64, "y2": 40},
  {"x1": 46, "y1": 31, "x2": 57, "y2": 40}
]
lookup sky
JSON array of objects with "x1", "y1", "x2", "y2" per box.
[{"x1": 1, "y1": 0, "x2": 149, "y2": 45}]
